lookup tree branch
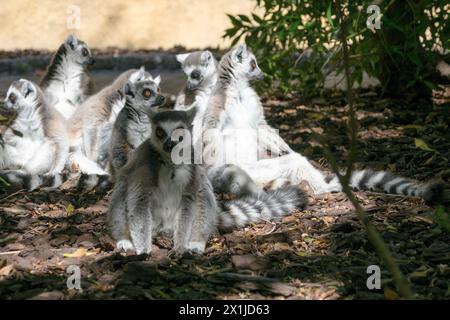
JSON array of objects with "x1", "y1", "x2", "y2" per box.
[{"x1": 328, "y1": 0, "x2": 414, "y2": 299}]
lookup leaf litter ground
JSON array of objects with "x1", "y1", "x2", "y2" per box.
[{"x1": 0, "y1": 90, "x2": 449, "y2": 300}]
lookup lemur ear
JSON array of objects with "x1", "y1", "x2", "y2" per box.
[
  {"x1": 153, "y1": 75, "x2": 161, "y2": 86},
  {"x1": 20, "y1": 79, "x2": 35, "y2": 98},
  {"x1": 185, "y1": 105, "x2": 197, "y2": 126},
  {"x1": 234, "y1": 44, "x2": 247, "y2": 63},
  {"x1": 66, "y1": 34, "x2": 78, "y2": 49},
  {"x1": 129, "y1": 67, "x2": 146, "y2": 83},
  {"x1": 200, "y1": 51, "x2": 213, "y2": 64},
  {"x1": 124, "y1": 82, "x2": 133, "y2": 97},
  {"x1": 176, "y1": 53, "x2": 189, "y2": 65}
]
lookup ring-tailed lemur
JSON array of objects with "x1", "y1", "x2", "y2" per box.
[
  {"x1": 175, "y1": 50, "x2": 266, "y2": 198},
  {"x1": 40, "y1": 34, "x2": 95, "y2": 120},
  {"x1": 174, "y1": 51, "x2": 218, "y2": 146},
  {"x1": 108, "y1": 72, "x2": 165, "y2": 178},
  {"x1": 0, "y1": 79, "x2": 69, "y2": 190},
  {"x1": 68, "y1": 67, "x2": 153, "y2": 177},
  {"x1": 108, "y1": 108, "x2": 307, "y2": 255},
  {"x1": 201, "y1": 44, "x2": 444, "y2": 203}
]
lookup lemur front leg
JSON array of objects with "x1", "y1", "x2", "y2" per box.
[
  {"x1": 187, "y1": 171, "x2": 217, "y2": 254},
  {"x1": 49, "y1": 139, "x2": 69, "y2": 174},
  {"x1": 126, "y1": 186, "x2": 153, "y2": 255},
  {"x1": 108, "y1": 180, "x2": 134, "y2": 252},
  {"x1": 172, "y1": 193, "x2": 196, "y2": 255}
]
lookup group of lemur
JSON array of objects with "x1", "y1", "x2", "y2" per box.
[{"x1": 0, "y1": 35, "x2": 444, "y2": 255}]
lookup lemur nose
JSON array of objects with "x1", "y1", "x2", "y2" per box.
[
  {"x1": 8, "y1": 93, "x2": 17, "y2": 104},
  {"x1": 191, "y1": 70, "x2": 201, "y2": 80}
]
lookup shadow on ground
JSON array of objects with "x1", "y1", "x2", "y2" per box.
[{"x1": 1, "y1": 90, "x2": 449, "y2": 299}]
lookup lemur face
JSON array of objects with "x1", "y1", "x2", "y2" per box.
[
  {"x1": 231, "y1": 44, "x2": 264, "y2": 81},
  {"x1": 2, "y1": 79, "x2": 38, "y2": 115},
  {"x1": 65, "y1": 34, "x2": 95, "y2": 66},
  {"x1": 124, "y1": 73, "x2": 165, "y2": 113},
  {"x1": 148, "y1": 108, "x2": 197, "y2": 157},
  {"x1": 177, "y1": 51, "x2": 217, "y2": 90}
]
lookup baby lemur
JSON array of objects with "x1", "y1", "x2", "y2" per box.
[
  {"x1": 108, "y1": 108, "x2": 307, "y2": 255},
  {"x1": 0, "y1": 79, "x2": 69, "y2": 190}
]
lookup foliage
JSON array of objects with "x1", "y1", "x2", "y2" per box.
[
  {"x1": 0, "y1": 176, "x2": 10, "y2": 187},
  {"x1": 224, "y1": 0, "x2": 449, "y2": 96},
  {"x1": 433, "y1": 206, "x2": 450, "y2": 234}
]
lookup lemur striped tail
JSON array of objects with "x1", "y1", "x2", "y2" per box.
[
  {"x1": 0, "y1": 170, "x2": 111, "y2": 192},
  {"x1": 218, "y1": 185, "x2": 308, "y2": 229},
  {"x1": 326, "y1": 169, "x2": 444, "y2": 203}
]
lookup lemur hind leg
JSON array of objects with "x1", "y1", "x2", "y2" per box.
[
  {"x1": 208, "y1": 164, "x2": 265, "y2": 197},
  {"x1": 242, "y1": 152, "x2": 333, "y2": 194}
]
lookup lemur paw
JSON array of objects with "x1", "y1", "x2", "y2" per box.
[
  {"x1": 116, "y1": 239, "x2": 135, "y2": 252},
  {"x1": 186, "y1": 241, "x2": 206, "y2": 254}
]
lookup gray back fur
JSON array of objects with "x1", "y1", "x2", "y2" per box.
[{"x1": 108, "y1": 73, "x2": 165, "y2": 177}]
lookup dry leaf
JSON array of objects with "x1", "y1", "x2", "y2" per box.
[
  {"x1": 384, "y1": 288, "x2": 400, "y2": 300},
  {"x1": 63, "y1": 248, "x2": 96, "y2": 258},
  {"x1": 0, "y1": 265, "x2": 14, "y2": 277},
  {"x1": 66, "y1": 203, "x2": 75, "y2": 214},
  {"x1": 414, "y1": 138, "x2": 437, "y2": 153}
]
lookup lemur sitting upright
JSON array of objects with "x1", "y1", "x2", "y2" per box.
[
  {"x1": 108, "y1": 71, "x2": 165, "y2": 178},
  {"x1": 174, "y1": 50, "x2": 218, "y2": 146},
  {"x1": 68, "y1": 67, "x2": 153, "y2": 177},
  {"x1": 0, "y1": 79, "x2": 69, "y2": 190},
  {"x1": 175, "y1": 50, "x2": 266, "y2": 198},
  {"x1": 40, "y1": 34, "x2": 95, "y2": 120},
  {"x1": 201, "y1": 44, "x2": 444, "y2": 203},
  {"x1": 108, "y1": 108, "x2": 307, "y2": 255}
]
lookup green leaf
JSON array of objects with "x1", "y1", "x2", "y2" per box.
[
  {"x1": 0, "y1": 176, "x2": 10, "y2": 187},
  {"x1": 252, "y1": 13, "x2": 264, "y2": 24},
  {"x1": 402, "y1": 124, "x2": 425, "y2": 132},
  {"x1": 414, "y1": 138, "x2": 437, "y2": 153},
  {"x1": 326, "y1": 2, "x2": 334, "y2": 28},
  {"x1": 433, "y1": 206, "x2": 450, "y2": 234},
  {"x1": 238, "y1": 14, "x2": 251, "y2": 24},
  {"x1": 226, "y1": 14, "x2": 242, "y2": 28},
  {"x1": 66, "y1": 203, "x2": 75, "y2": 214}
]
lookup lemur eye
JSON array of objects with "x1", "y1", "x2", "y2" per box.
[
  {"x1": 82, "y1": 48, "x2": 88, "y2": 57},
  {"x1": 143, "y1": 89, "x2": 152, "y2": 98},
  {"x1": 251, "y1": 60, "x2": 256, "y2": 70},
  {"x1": 8, "y1": 93, "x2": 17, "y2": 104},
  {"x1": 155, "y1": 127, "x2": 165, "y2": 139}
]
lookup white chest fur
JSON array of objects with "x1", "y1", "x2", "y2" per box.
[
  {"x1": 152, "y1": 165, "x2": 192, "y2": 234},
  {"x1": 219, "y1": 85, "x2": 264, "y2": 165},
  {"x1": 0, "y1": 123, "x2": 52, "y2": 174},
  {"x1": 44, "y1": 58, "x2": 84, "y2": 119},
  {"x1": 191, "y1": 91, "x2": 211, "y2": 145}
]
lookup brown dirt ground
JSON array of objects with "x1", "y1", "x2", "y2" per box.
[{"x1": 0, "y1": 89, "x2": 449, "y2": 300}]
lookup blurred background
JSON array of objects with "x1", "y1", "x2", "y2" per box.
[
  {"x1": 0, "y1": 0, "x2": 257, "y2": 50},
  {"x1": 0, "y1": 1, "x2": 448, "y2": 98}
]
